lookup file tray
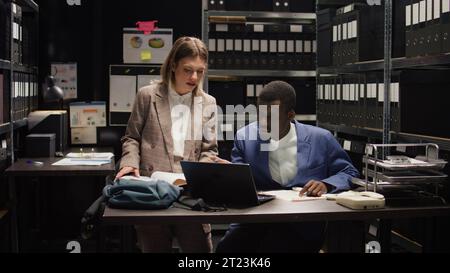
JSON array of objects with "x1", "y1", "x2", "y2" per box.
[
  {"x1": 364, "y1": 169, "x2": 448, "y2": 184},
  {"x1": 363, "y1": 156, "x2": 447, "y2": 171}
]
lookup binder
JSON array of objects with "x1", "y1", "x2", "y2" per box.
[
  {"x1": 416, "y1": 0, "x2": 427, "y2": 56},
  {"x1": 225, "y1": 24, "x2": 235, "y2": 69},
  {"x1": 317, "y1": 8, "x2": 336, "y2": 67},
  {"x1": 357, "y1": 74, "x2": 367, "y2": 128},
  {"x1": 208, "y1": 29, "x2": 217, "y2": 69},
  {"x1": 442, "y1": 0, "x2": 450, "y2": 53},
  {"x1": 390, "y1": 75, "x2": 401, "y2": 132},
  {"x1": 405, "y1": 1, "x2": 414, "y2": 56},
  {"x1": 335, "y1": 76, "x2": 343, "y2": 125},
  {"x1": 243, "y1": 24, "x2": 253, "y2": 69},
  {"x1": 231, "y1": 23, "x2": 246, "y2": 69},
  {"x1": 215, "y1": 23, "x2": 228, "y2": 69}
]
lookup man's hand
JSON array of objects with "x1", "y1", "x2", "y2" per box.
[
  {"x1": 300, "y1": 180, "x2": 328, "y2": 197},
  {"x1": 211, "y1": 156, "x2": 231, "y2": 164},
  {"x1": 115, "y1": 167, "x2": 140, "y2": 180}
]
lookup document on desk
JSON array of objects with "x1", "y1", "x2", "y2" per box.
[
  {"x1": 261, "y1": 190, "x2": 327, "y2": 202},
  {"x1": 52, "y1": 152, "x2": 114, "y2": 166}
]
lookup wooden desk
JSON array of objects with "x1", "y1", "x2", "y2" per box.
[
  {"x1": 103, "y1": 199, "x2": 450, "y2": 252},
  {"x1": 5, "y1": 151, "x2": 116, "y2": 253}
]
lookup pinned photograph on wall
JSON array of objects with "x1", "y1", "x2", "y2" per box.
[
  {"x1": 51, "y1": 63, "x2": 78, "y2": 100},
  {"x1": 123, "y1": 22, "x2": 173, "y2": 64}
]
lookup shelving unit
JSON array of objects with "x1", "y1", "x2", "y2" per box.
[
  {"x1": 316, "y1": 1, "x2": 450, "y2": 154},
  {"x1": 202, "y1": 1, "x2": 318, "y2": 149},
  {"x1": 1, "y1": 0, "x2": 39, "y2": 164}
]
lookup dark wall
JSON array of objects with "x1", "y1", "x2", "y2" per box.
[{"x1": 37, "y1": 0, "x2": 202, "y2": 105}]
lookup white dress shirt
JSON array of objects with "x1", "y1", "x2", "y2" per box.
[
  {"x1": 268, "y1": 123, "x2": 298, "y2": 186},
  {"x1": 168, "y1": 83, "x2": 192, "y2": 158}
]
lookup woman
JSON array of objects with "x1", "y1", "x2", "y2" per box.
[{"x1": 116, "y1": 37, "x2": 218, "y2": 253}]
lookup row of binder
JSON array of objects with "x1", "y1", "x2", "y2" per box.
[
  {"x1": 207, "y1": 0, "x2": 314, "y2": 12},
  {"x1": 209, "y1": 78, "x2": 316, "y2": 121},
  {"x1": 209, "y1": 23, "x2": 316, "y2": 70},
  {"x1": 405, "y1": 0, "x2": 450, "y2": 57},
  {"x1": 11, "y1": 72, "x2": 39, "y2": 122},
  {"x1": 317, "y1": 70, "x2": 450, "y2": 139},
  {"x1": 0, "y1": 0, "x2": 37, "y2": 66},
  {"x1": 317, "y1": 74, "x2": 399, "y2": 130},
  {"x1": 331, "y1": 3, "x2": 384, "y2": 66}
]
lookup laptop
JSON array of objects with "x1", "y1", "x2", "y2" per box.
[{"x1": 180, "y1": 161, "x2": 275, "y2": 208}]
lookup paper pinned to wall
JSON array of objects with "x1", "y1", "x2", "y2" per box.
[{"x1": 51, "y1": 63, "x2": 78, "y2": 100}]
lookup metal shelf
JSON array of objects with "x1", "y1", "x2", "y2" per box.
[
  {"x1": 16, "y1": 0, "x2": 39, "y2": 12},
  {"x1": 318, "y1": 122, "x2": 383, "y2": 139},
  {"x1": 207, "y1": 10, "x2": 316, "y2": 21},
  {"x1": 13, "y1": 64, "x2": 38, "y2": 74},
  {"x1": 209, "y1": 69, "x2": 316, "y2": 78},
  {"x1": 0, "y1": 59, "x2": 11, "y2": 70},
  {"x1": 0, "y1": 118, "x2": 28, "y2": 135},
  {"x1": 318, "y1": 54, "x2": 450, "y2": 74},
  {"x1": 393, "y1": 133, "x2": 450, "y2": 153},
  {"x1": 318, "y1": 123, "x2": 450, "y2": 152}
]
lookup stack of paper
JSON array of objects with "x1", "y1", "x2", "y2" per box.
[{"x1": 52, "y1": 153, "x2": 114, "y2": 166}]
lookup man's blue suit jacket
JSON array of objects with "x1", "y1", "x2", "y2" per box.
[{"x1": 231, "y1": 121, "x2": 360, "y2": 192}]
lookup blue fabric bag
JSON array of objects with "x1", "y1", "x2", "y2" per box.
[{"x1": 103, "y1": 178, "x2": 182, "y2": 210}]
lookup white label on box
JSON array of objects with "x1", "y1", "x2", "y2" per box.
[
  {"x1": 304, "y1": 41, "x2": 312, "y2": 53},
  {"x1": 247, "y1": 84, "x2": 255, "y2": 97},
  {"x1": 394, "y1": 83, "x2": 400, "y2": 103},
  {"x1": 360, "y1": 84, "x2": 365, "y2": 98},
  {"x1": 216, "y1": 24, "x2": 228, "y2": 32},
  {"x1": 350, "y1": 84, "x2": 355, "y2": 101},
  {"x1": 252, "y1": 40, "x2": 260, "y2": 51},
  {"x1": 434, "y1": 0, "x2": 441, "y2": 19},
  {"x1": 333, "y1": 25, "x2": 338, "y2": 42},
  {"x1": 427, "y1": 0, "x2": 433, "y2": 21},
  {"x1": 260, "y1": 40, "x2": 268, "y2": 52},
  {"x1": 313, "y1": 40, "x2": 317, "y2": 53},
  {"x1": 2, "y1": 140, "x2": 6, "y2": 149},
  {"x1": 217, "y1": 39, "x2": 225, "y2": 52},
  {"x1": 254, "y1": 24, "x2": 264, "y2": 32},
  {"x1": 270, "y1": 40, "x2": 278, "y2": 53},
  {"x1": 406, "y1": 5, "x2": 412, "y2": 26},
  {"x1": 235, "y1": 39, "x2": 242, "y2": 51},
  {"x1": 344, "y1": 141, "x2": 352, "y2": 151},
  {"x1": 337, "y1": 85, "x2": 341, "y2": 100},
  {"x1": 287, "y1": 40, "x2": 295, "y2": 53},
  {"x1": 443, "y1": 0, "x2": 450, "y2": 13},
  {"x1": 243, "y1": 39, "x2": 251, "y2": 52},
  {"x1": 209, "y1": 39, "x2": 216, "y2": 52},
  {"x1": 413, "y1": 3, "x2": 419, "y2": 24},
  {"x1": 296, "y1": 40, "x2": 303, "y2": 53},
  {"x1": 278, "y1": 40, "x2": 286, "y2": 53},
  {"x1": 226, "y1": 39, "x2": 234, "y2": 51},
  {"x1": 290, "y1": 25, "x2": 303, "y2": 33},
  {"x1": 366, "y1": 145, "x2": 374, "y2": 156},
  {"x1": 256, "y1": 85, "x2": 264, "y2": 97},
  {"x1": 338, "y1": 24, "x2": 342, "y2": 41},
  {"x1": 331, "y1": 85, "x2": 335, "y2": 100},
  {"x1": 353, "y1": 21, "x2": 358, "y2": 38},
  {"x1": 396, "y1": 145, "x2": 407, "y2": 153},
  {"x1": 378, "y1": 84, "x2": 385, "y2": 102},
  {"x1": 420, "y1": 1, "x2": 426, "y2": 23}
]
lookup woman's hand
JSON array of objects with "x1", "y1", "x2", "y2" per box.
[{"x1": 115, "y1": 167, "x2": 140, "y2": 180}]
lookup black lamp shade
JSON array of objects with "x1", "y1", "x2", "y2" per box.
[{"x1": 44, "y1": 76, "x2": 64, "y2": 102}]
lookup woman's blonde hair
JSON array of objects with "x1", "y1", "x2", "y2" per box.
[{"x1": 161, "y1": 37, "x2": 208, "y2": 95}]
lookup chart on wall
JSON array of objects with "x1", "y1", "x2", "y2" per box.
[{"x1": 51, "y1": 63, "x2": 78, "y2": 100}]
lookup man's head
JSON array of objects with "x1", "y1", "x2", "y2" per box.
[{"x1": 258, "y1": 81, "x2": 297, "y2": 140}]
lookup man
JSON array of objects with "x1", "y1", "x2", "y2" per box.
[{"x1": 215, "y1": 81, "x2": 359, "y2": 253}]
